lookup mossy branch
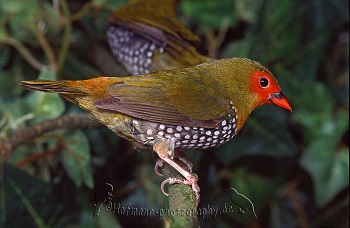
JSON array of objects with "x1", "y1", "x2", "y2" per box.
[{"x1": 161, "y1": 160, "x2": 199, "y2": 227}]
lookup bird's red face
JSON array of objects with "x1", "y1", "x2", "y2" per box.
[{"x1": 250, "y1": 71, "x2": 292, "y2": 111}]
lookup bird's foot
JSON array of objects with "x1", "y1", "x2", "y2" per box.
[
  {"x1": 154, "y1": 150, "x2": 193, "y2": 176},
  {"x1": 153, "y1": 139, "x2": 200, "y2": 205},
  {"x1": 160, "y1": 177, "x2": 200, "y2": 202}
]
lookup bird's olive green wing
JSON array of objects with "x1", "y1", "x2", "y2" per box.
[
  {"x1": 109, "y1": 0, "x2": 201, "y2": 47},
  {"x1": 94, "y1": 66, "x2": 233, "y2": 128}
]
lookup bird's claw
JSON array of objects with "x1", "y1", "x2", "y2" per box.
[
  {"x1": 154, "y1": 159, "x2": 164, "y2": 177},
  {"x1": 160, "y1": 177, "x2": 200, "y2": 204}
]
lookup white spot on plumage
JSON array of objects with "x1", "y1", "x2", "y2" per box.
[
  {"x1": 167, "y1": 128, "x2": 174, "y2": 133},
  {"x1": 150, "y1": 43, "x2": 156, "y2": 50}
]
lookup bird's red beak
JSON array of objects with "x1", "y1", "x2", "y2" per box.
[{"x1": 269, "y1": 92, "x2": 292, "y2": 112}]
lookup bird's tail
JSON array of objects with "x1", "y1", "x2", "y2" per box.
[
  {"x1": 20, "y1": 80, "x2": 87, "y2": 95},
  {"x1": 21, "y1": 77, "x2": 121, "y2": 104},
  {"x1": 20, "y1": 80, "x2": 89, "y2": 104}
]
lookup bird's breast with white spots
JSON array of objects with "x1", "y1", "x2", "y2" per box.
[{"x1": 129, "y1": 115, "x2": 238, "y2": 150}]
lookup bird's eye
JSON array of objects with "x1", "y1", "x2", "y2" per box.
[{"x1": 259, "y1": 77, "x2": 269, "y2": 88}]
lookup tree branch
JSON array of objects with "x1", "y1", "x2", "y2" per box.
[
  {"x1": 162, "y1": 160, "x2": 199, "y2": 227},
  {"x1": 0, "y1": 113, "x2": 102, "y2": 158},
  {"x1": 0, "y1": 37, "x2": 52, "y2": 71},
  {"x1": 56, "y1": 0, "x2": 72, "y2": 79}
]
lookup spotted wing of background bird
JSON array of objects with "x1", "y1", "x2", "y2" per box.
[{"x1": 107, "y1": 0, "x2": 211, "y2": 75}]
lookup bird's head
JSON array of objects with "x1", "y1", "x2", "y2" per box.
[
  {"x1": 215, "y1": 58, "x2": 292, "y2": 131},
  {"x1": 249, "y1": 70, "x2": 292, "y2": 112}
]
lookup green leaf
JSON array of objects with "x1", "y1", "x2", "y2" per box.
[
  {"x1": 234, "y1": 0, "x2": 264, "y2": 23},
  {"x1": 270, "y1": 200, "x2": 301, "y2": 228},
  {"x1": 26, "y1": 70, "x2": 65, "y2": 122},
  {"x1": 300, "y1": 140, "x2": 349, "y2": 207},
  {"x1": 0, "y1": 98, "x2": 31, "y2": 125},
  {"x1": 217, "y1": 107, "x2": 295, "y2": 164},
  {"x1": 221, "y1": 38, "x2": 253, "y2": 58},
  {"x1": 237, "y1": 0, "x2": 304, "y2": 64},
  {"x1": 292, "y1": 82, "x2": 347, "y2": 143},
  {"x1": 0, "y1": 21, "x2": 7, "y2": 40},
  {"x1": 1, "y1": 0, "x2": 60, "y2": 41},
  {"x1": 62, "y1": 130, "x2": 94, "y2": 189},
  {"x1": 226, "y1": 168, "x2": 279, "y2": 223},
  {"x1": 2, "y1": 163, "x2": 67, "y2": 227},
  {"x1": 80, "y1": 205, "x2": 122, "y2": 228},
  {"x1": 1, "y1": 0, "x2": 39, "y2": 39},
  {"x1": 64, "y1": 54, "x2": 102, "y2": 80},
  {"x1": 0, "y1": 55, "x2": 23, "y2": 99},
  {"x1": 6, "y1": 177, "x2": 46, "y2": 227},
  {"x1": 0, "y1": 45, "x2": 10, "y2": 69},
  {"x1": 93, "y1": 0, "x2": 127, "y2": 8},
  {"x1": 181, "y1": 0, "x2": 237, "y2": 28}
]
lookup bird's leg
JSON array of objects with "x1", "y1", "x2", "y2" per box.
[
  {"x1": 174, "y1": 150, "x2": 193, "y2": 173},
  {"x1": 153, "y1": 139, "x2": 200, "y2": 205},
  {"x1": 154, "y1": 150, "x2": 193, "y2": 176}
]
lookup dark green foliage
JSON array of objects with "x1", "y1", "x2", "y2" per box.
[{"x1": 0, "y1": 0, "x2": 348, "y2": 227}]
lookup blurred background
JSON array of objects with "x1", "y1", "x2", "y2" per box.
[{"x1": 0, "y1": 0, "x2": 348, "y2": 227}]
